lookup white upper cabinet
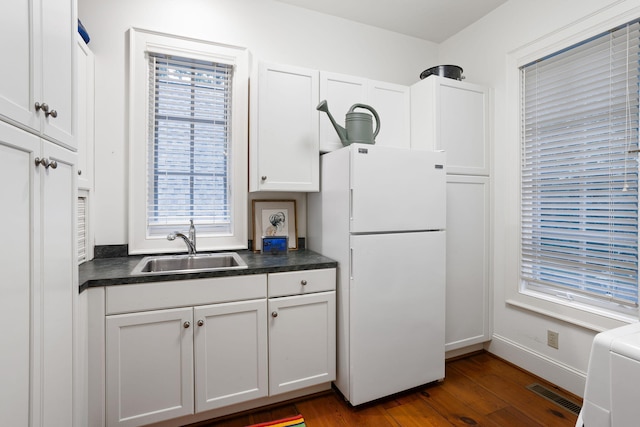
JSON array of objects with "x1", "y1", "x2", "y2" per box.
[
  {"x1": 319, "y1": 71, "x2": 410, "y2": 152},
  {"x1": 250, "y1": 62, "x2": 319, "y2": 192},
  {"x1": 0, "y1": 0, "x2": 76, "y2": 150},
  {"x1": 411, "y1": 76, "x2": 489, "y2": 175},
  {"x1": 76, "y1": 35, "x2": 95, "y2": 190}
]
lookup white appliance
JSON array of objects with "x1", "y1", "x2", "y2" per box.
[
  {"x1": 577, "y1": 322, "x2": 640, "y2": 427},
  {"x1": 308, "y1": 143, "x2": 446, "y2": 405}
]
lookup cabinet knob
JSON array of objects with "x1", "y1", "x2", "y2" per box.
[
  {"x1": 78, "y1": 170, "x2": 82, "y2": 176},
  {"x1": 197, "y1": 320, "x2": 204, "y2": 327},
  {"x1": 300, "y1": 280, "x2": 307, "y2": 286},
  {"x1": 261, "y1": 176, "x2": 267, "y2": 181},
  {"x1": 48, "y1": 160, "x2": 57, "y2": 169},
  {"x1": 35, "y1": 102, "x2": 49, "y2": 113},
  {"x1": 183, "y1": 321, "x2": 191, "y2": 328},
  {"x1": 271, "y1": 311, "x2": 278, "y2": 318},
  {"x1": 35, "y1": 157, "x2": 46, "y2": 168},
  {"x1": 45, "y1": 109, "x2": 58, "y2": 119}
]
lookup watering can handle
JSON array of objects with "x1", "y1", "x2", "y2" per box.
[{"x1": 349, "y1": 104, "x2": 381, "y2": 139}]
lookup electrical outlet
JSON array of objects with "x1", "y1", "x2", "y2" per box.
[{"x1": 547, "y1": 330, "x2": 559, "y2": 349}]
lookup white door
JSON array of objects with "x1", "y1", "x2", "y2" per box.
[
  {"x1": 193, "y1": 299, "x2": 268, "y2": 412},
  {"x1": 0, "y1": 122, "x2": 39, "y2": 427},
  {"x1": 106, "y1": 308, "x2": 194, "y2": 427},
  {"x1": 349, "y1": 231, "x2": 445, "y2": 405},
  {"x1": 445, "y1": 175, "x2": 491, "y2": 351},
  {"x1": 349, "y1": 145, "x2": 446, "y2": 233},
  {"x1": 251, "y1": 62, "x2": 319, "y2": 191},
  {"x1": 0, "y1": 0, "x2": 39, "y2": 131},
  {"x1": 268, "y1": 292, "x2": 336, "y2": 396},
  {"x1": 367, "y1": 80, "x2": 410, "y2": 149},
  {"x1": 318, "y1": 71, "x2": 367, "y2": 152},
  {"x1": 40, "y1": 0, "x2": 75, "y2": 148},
  {"x1": 41, "y1": 140, "x2": 76, "y2": 427}
]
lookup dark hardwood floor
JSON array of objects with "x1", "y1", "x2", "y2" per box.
[{"x1": 195, "y1": 352, "x2": 582, "y2": 426}]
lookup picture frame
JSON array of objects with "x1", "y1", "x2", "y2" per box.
[{"x1": 252, "y1": 199, "x2": 298, "y2": 252}]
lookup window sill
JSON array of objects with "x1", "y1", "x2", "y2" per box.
[{"x1": 506, "y1": 290, "x2": 637, "y2": 333}]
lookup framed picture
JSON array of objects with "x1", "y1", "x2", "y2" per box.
[{"x1": 252, "y1": 200, "x2": 298, "y2": 252}]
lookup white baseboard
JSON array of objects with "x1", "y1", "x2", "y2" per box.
[{"x1": 486, "y1": 334, "x2": 587, "y2": 398}]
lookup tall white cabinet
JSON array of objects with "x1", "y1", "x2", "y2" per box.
[
  {"x1": 0, "y1": 121, "x2": 77, "y2": 426},
  {"x1": 411, "y1": 76, "x2": 491, "y2": 352},
  {"x1": 0, "y1": 0, "x2": 77, "y2": 425}
]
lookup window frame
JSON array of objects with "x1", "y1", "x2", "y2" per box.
[
  {"x1": 505, "y1": 9, "x2": 640, "y2": 329},
  {"x1": 128, "y1": 28, "x2": 248, "y2": 254}
]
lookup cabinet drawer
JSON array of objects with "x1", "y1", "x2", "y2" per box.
[
  {"x1": 268, "y1": 268, "x2": 336, "y2": 297},
  {"x1": 106, "y1": 275, "x2": 267, "y2": 315}
]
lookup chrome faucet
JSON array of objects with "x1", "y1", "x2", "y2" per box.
[{"x1": 167, "y1": 219, "x2": 197, "y2": 255}]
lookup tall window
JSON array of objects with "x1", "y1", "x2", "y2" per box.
[
  {"x1": 520, "y1": 21, "x2": 640, "y2": 314},
  {"x1": 148, "y1": 53, "x2": 232, "y2": 235},
  {"x1": 128, "y1": 29, "x2": 248, "y2": 254}
]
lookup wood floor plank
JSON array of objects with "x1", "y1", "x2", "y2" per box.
[{"x1": 188, "y1": 352, "x2": 581, "y2": 427}]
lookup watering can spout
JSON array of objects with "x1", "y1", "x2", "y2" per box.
[{"x1": 317, "y1": 100, "x2": 349, "y2": 145}]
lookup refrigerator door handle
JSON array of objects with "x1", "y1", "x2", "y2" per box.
[{"x1": 350, "y1": 247, "x2": 354, "y2": 280}]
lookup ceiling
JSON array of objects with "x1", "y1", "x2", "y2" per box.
[{"x1": 275, "y1": 0, "x2": 507, "y2": 43}]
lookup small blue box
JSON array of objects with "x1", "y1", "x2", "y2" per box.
[{"x1": 262, "y1": 236, "x2": 288, "y2": 254}]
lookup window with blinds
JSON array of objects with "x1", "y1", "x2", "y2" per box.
[
  {"x1": 147, "y1": 53, "x2": 233, "y2": 236},
  {"x1": 520, "y1": 20, "x2": 640, "y2": 313}
]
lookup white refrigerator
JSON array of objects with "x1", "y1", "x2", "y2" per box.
[{"x1": 308, "y1": 143, "x2": 446, "y2": 406}]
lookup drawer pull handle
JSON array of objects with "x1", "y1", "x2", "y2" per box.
[
  {"x1": 300, "y1": 280, "x2": 307, "y2": 286},
  {"x1": 271, "y1": 311, "x2": 278, "y2": 318}
]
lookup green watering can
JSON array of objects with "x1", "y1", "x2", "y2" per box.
[{"x1": 317, "y1": 100, "x2": 380, "y2": 146}]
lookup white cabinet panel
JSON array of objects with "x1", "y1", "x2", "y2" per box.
[
  {"x1": 0, "y1": 0, "x2": 76, "y2": 149},
  {"x1": 268, "y1": 291, "x2": 336, "y2": 395},
  {"x1": 0, "y1": 121, "x2": 76, "y2": 427},
  {"x1": 250, "y1": 62, "x2": 319, "y2": 192},
  {"x1": 106, "y1": 308, "x2": 195, "y2": 427},
  {"x1": 76, "y1": 36, "x2": 94, "y2": 190},
  {"x1": 445, "y1": 175, "x2": 491, "y2": 351},
  {"x1": 194, "y1": 300, "x2": 268, "y2": 412},
  {"x1": 411, "y1": 76, "x2": 489, "y2": 175},
  {"x1": 319, "y1": 72, "x2": 410, "y2": 152},
  {"x1": 319, "y1": 71, "x2": 367, "y2": 152},
  {"x1": 367, "y1": 80, "x2": 410, "y2": 149},
  {"x1": 0, "y1": 123, "x2": 39, "y2": 427}
]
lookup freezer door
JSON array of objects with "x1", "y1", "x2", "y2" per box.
[
  {"x1": 349, "y1": 231, "x2": 446, "y2": 405},
  {"x1": 349, "y1": 145, "x2": 446, "y2": 233}
]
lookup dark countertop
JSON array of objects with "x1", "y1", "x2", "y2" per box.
[{"x1": 79, "y1": 249, "x2": 338, "y2": 292}]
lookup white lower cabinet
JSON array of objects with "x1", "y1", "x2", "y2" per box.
[
  {"x1": 269, "y1": 291, "x2": 336, "y2": 395},
  {"x1": 194, "y1": 300, "x2": 268, "y2": 412},
  {"x1": 106, "y1": 308, "x2": 195, "y2": 427},
  {"x1": 99, "y1": 268, "x2": 336, "y2": 427},
  {"x1": 106, "y1": 300, "x2": 268, "y2": 427},
  {"x1": 445, "y1": 175, "x2": 491, "y2": 351}
]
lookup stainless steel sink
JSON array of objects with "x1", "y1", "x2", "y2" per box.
[{"x1": 131, "y1": 252, "x2": 248, "y2": 275}]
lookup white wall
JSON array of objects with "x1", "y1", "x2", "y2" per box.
[
  {"x1": 78, "y1": 0, "x2": 437, "y2": 246},
  {"x1": 439, "y1": 0, "x2": 640, "y2": 396}
]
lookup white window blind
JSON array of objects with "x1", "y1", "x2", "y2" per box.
[
  {"x1": 521, "y1": 21, "x2": 640, "y2": 311},
  {"x1": 147, "y1": 53, "x2": 234, "y2": 236}
]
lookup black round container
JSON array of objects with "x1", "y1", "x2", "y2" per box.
[{"x1": 419, "y1": 65, "x2": 464, "y2": 81}]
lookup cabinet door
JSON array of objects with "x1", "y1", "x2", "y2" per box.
[
  {"x1": 268, "y1": 291, "x2": 336, "y2": 395},
  {"x1": 250, "y1": 62, "x2": 319, "y2": 191},
  {"x1": 106, "y1": 308, "x2": 194, "y2": 427},
  {"x1": 41, "y1": 140, "x2": 76, "y2": 427},
  {"x1": 0, "y1": 122, "x2": 39, "y2": 427},
  {"x1": 445, "y1": 175, "x2": 491, "y2": 351},
  {"x1": 0, "y1": 0, "x2": 39, "y2": 131},
  {"x1": 76, "y1": 36, "x2": 95, "y2": 190},
  {"x1": 367, "y1": 80, "x2": 410, "y2": 149},
  {"x1": 41, "y1": 0, "x2": 76, "y2": 148},
  {"x1": 411, "y1": 76, "x2": 489, "y2": 175},
  {"x1": 318, "y1": 71, "x2": 367, "y2": 153},
  {"x1": 193, "y1": 299, "x2": 268, "y2": 412}
]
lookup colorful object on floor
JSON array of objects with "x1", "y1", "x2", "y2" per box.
[{"x1": 245, "y1": 414, "x2": 306, "y2": 427}]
